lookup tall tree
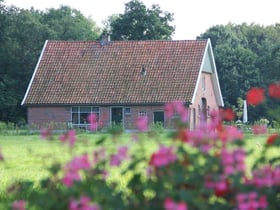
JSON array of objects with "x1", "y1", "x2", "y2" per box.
[
  {"x1": 42, "y1": 6, "x2": 101, "y2": 40},
  {"x1": 109, "y1": 0, "x2": 175, "y2": 40},
  {"x1": 0, "y1": 4, "x2": 101, "y2": 124}
]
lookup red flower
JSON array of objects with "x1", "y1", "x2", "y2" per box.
[
  {"x1": 221, "y1": 108, "x2": 235, "y2": 121},
  {"x1": 266, "y1": 133, "x2": 280, "y2": 145},
  {"x1": 214, "y1": 179, "x2": 231, "y2": 197},
  {"x1": 246, "y1": 87, "x2": 265, "y2": 106},
  {"x1": 269, "y1": 82, "x2": 280, "y2": 99}
]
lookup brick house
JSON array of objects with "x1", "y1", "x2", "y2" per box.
[{"x1": 21, "y1": 38, "x2": 224, "y2": 130}]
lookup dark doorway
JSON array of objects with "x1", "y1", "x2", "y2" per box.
[
  {"x1": 111, "y1": 107, "x2": 123, "y2": 125},
  {"x1": 154, "y1": 111, "x2": 164, "y2": 126},
  {"x1": 201, "y1": 98, "x2": 207, "y2": 122}
]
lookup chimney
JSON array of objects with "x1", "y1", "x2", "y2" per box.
[{"x1": 101, "y1": 33, "x2": 110, "y2": 46}]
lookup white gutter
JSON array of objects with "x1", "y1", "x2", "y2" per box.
[{"x1": 21, "y1": 40, "x2": 48, "y2": 106}]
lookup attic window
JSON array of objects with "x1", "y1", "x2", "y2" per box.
[{"x1": 140, "y1": 64, "x2": 146, "y2": 76}]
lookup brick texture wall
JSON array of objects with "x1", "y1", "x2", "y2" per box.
[
  {"x1": 28, "y1": 106, "x2": 71, "y2": 129},
  {"x1": 189, "y1": 72, "x2": 220, "y2": 129}
]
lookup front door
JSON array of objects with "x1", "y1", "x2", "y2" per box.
[
  {"x1": 111, "y1": 107, "x2": 123, "y2": 125},
  {"x1": 154, "y1": 111, "x2": 164, "y2": 127}
]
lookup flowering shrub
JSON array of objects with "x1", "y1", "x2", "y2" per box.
[{"x1": 1, "y1": 82, "x2": 280, "y2": 210}]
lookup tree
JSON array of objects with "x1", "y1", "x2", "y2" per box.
[
  {"x1": 0, "y1": 4, "x2": 101, "y2": 124},
  {"x1": 198, "y1": 23, "x2": 280, "y2": 122},
  {"x1": 42, "y1": 6, "x2": 101, "y2": 40},
  {"x1": 109, "y1": 0, "x2": 175, "y2": 40}
]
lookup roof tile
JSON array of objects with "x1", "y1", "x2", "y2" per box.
[{"x1": 23, "y1": 40, "x2": 207, "y2": 105}]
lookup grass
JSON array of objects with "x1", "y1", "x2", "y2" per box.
[{"x1": 0, "y1": 131, "x2": 276, "y2": 203}]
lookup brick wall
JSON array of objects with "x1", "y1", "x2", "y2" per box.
[
  {"x1": 27, "y1": 105, "x2": 192, "y2": 130},
  {"x1": 28, "y1": 106, "x2": 71, "y2": 129},
  {"x1": 190, "y1": 72, "x2": 220, "y2": 128}
]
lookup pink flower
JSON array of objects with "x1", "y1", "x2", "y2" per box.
[
  {"x1": 236, "y1": 192, "x2": 267, "y2": 210},
  {"x1": 136, "y1": 116, "x2": 148, "y2": 132},
  {"x1": 71, "y1": 154, "x2": 91, "y2": 170},
  {"x1": 12, "y1": 200, "x2": 26, "y2": 210},
  {"x1": 164, "y1": 198, "x2": 188, "y2": 210},
  {"x1": 62, "y1": 154, "x2": 91, "y2": 187},
  {"x1": 149, "y1": 145, "x2": 177, "y2": 168},
  {"x1": 62, "y1": 170, "x2": 81, "y2": 187},
  {"x1": 165, "y1": 103, "x2": 174, "y2": 119},
  {"x1": 0, "y1": 148, "x2": 4, "y2": 161},
  {"x1": 252, "y1": 125, "x2": 267, "y2": 135},
  {"x1": 110, "y1": 146, "x2": 129, "y2": 166},
  {"x1": 59, "y1": 130, "x2": 76, "y2": 148},
  {"x1": 40, "y1": 127, "x2": 52, "y2": 140},
  {"x1": 68, "y1": 130, "x2": 76, "y2": 147},
  {"x1": 88, "y1": 113, "x2": 98, "y2": 130},
  {"x1": 93, "y1": 148, "x2": 106, "y2": 164},
  {"x1": 205, "y1": 175, "x2": 230, "y2": 197},
  {"x1": 165, "y1": 101, "x2": 189, "y2": 122},
  {"x1": 69, "y1": 196, "x2": 100, "y2": 210},
  {"x1": 219, "y1": 126, "x2": 243, "y2": 143},
  {"x1": 220, "y1": 148, "x2": 246, "y2": 175}
]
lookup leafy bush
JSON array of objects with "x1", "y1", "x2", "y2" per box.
[{"x1": 1, "y1": 82, "x2": 280, "y2": 210}]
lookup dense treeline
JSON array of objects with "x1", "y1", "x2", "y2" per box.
[
  {"x1": 198, "y1": 24, "x2": 280, "y2": 122},
  {"x1": 0, "y1": 1, "x2": 101, "y2": 124},
  {"x1": 0, "y1": 0, "x2": 279, "y2": 125}
]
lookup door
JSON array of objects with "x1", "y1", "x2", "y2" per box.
[
  {"x1": 111, "y1": 107, "x2": 123, "y2": 125},
  {"x1": 153, "y1": 111, "x2": 164, "y2": 126}
]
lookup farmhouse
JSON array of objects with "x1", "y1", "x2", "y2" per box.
[{"x1": 21, "y1": 37, "x2": 224, "y2": 130}]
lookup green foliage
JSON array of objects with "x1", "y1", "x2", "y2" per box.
[
  {"x1": 0, "y1": 3, "x2": 101, "y2": 123},
  {"x1": 109, "y1": 0, "x2": 175, "y2": 40},
  {"x1": 199, "y1": 23, "x2": 280, "y2": 121}
]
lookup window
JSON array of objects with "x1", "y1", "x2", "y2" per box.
[
  {"x1": 138, "y1": 111, "x2": 147, "y2": 116},
  {"x1": 154, "y1": 111, "x2": 164, "y2": 126},
  {"x1": 202, "y1": 76, "x2": 206, "y2": 91},
  {"x1": 124, "y1": 107, "x2": 131, "y2": 115},
  {"x1": 71, "y1": 106, "x2": 99, "y2": 125}
]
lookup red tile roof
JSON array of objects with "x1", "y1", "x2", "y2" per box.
[{"x1": 22, "y1": 39, "x2": 208, "y2": 106}]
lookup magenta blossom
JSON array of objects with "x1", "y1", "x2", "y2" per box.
[
  {"x1": 40, "y1": 127, "x2": 52, "y2": 140},
  {"x1": 164, "y1": 101, "x2": 189, "y2": 122},
  {"x1": 136, "y1": 116, "x2": 148, "y2": 132},
  {"x1": 12, "y1": 200, "x2": 26, "y2": 210},
  {"x1": 221, "y1": 148, "x2": 246, "y2": 175},
  {"x1": 59, "y1": 129, "x2": 76, "y2": 148},
  {"x1": 252, "y1": 125, "x2": 267, "y2": 135},
  {"x1": 0, "y1": 147, "x2": 4, "y2": 161},
  {"x1": 88, "y1": 113, "x2": 98, "y2": 131},
  {"x1": 110, "y1": 146, "x2": 129, "y2": 166},
  {"x1": 149, "y1": 145, "x2": 177, "y2": 168},
  {"x1": 164, "y1": 197, "x2": 188, "y2": 210},
  {"x1": 236, "y1": 192, "x2": 267, "y2": 210},
  {"x1": 63, "y1": 154, "x2": 91, "y2": 187},
  {"x1": 69, "y1": 196, "x2": 101, "y2": 210}
]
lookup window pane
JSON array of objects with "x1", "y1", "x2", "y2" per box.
[
  {"x1": 124, "y1": 107, "x2": 131, "y2": 114},
  {"x1": 138, "y1": 111, "x2": 147, "y2": 116},
  {"x1": 92, "y1": 107, "x2": 99, "y2": 112},
  {"x1": 72, "y1": 107, "x2": 78, "y2": 112},
  {"x1": 80, "y1": 113, "x2": 89, "y2": 124},
  {"x1": 80, "y1": 107, "x2": 91, "y2": 113},
  {"x1": 72, "y1": 113, "x2": 79, "y2": 124}
]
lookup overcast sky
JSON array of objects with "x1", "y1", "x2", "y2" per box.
[{"x1": 4, "y1": 0, "x2": 280, "y2": 40}]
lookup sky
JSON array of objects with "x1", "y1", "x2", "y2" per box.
[{"x1": 4, "y1": 0, "x2": 280, "y2": 40}]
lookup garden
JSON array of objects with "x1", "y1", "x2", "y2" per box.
[{"x1": 0, "y1": 83, "x2": 280, "y2": 210}]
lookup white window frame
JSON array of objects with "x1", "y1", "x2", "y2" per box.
[
  {"x1": 71, "y1": 106, "x2": 100, "y2": 127},
  {"x1": 138, "y1": 111, "x2": 147, "y2": 116}
]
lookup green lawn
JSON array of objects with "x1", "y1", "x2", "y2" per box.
[
  {"x1": 0, "y1": 133, "x2": 160, "y2": 192},
  {"x1": 0, "y1": 132, "x2": 273, "y2": 200}
]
